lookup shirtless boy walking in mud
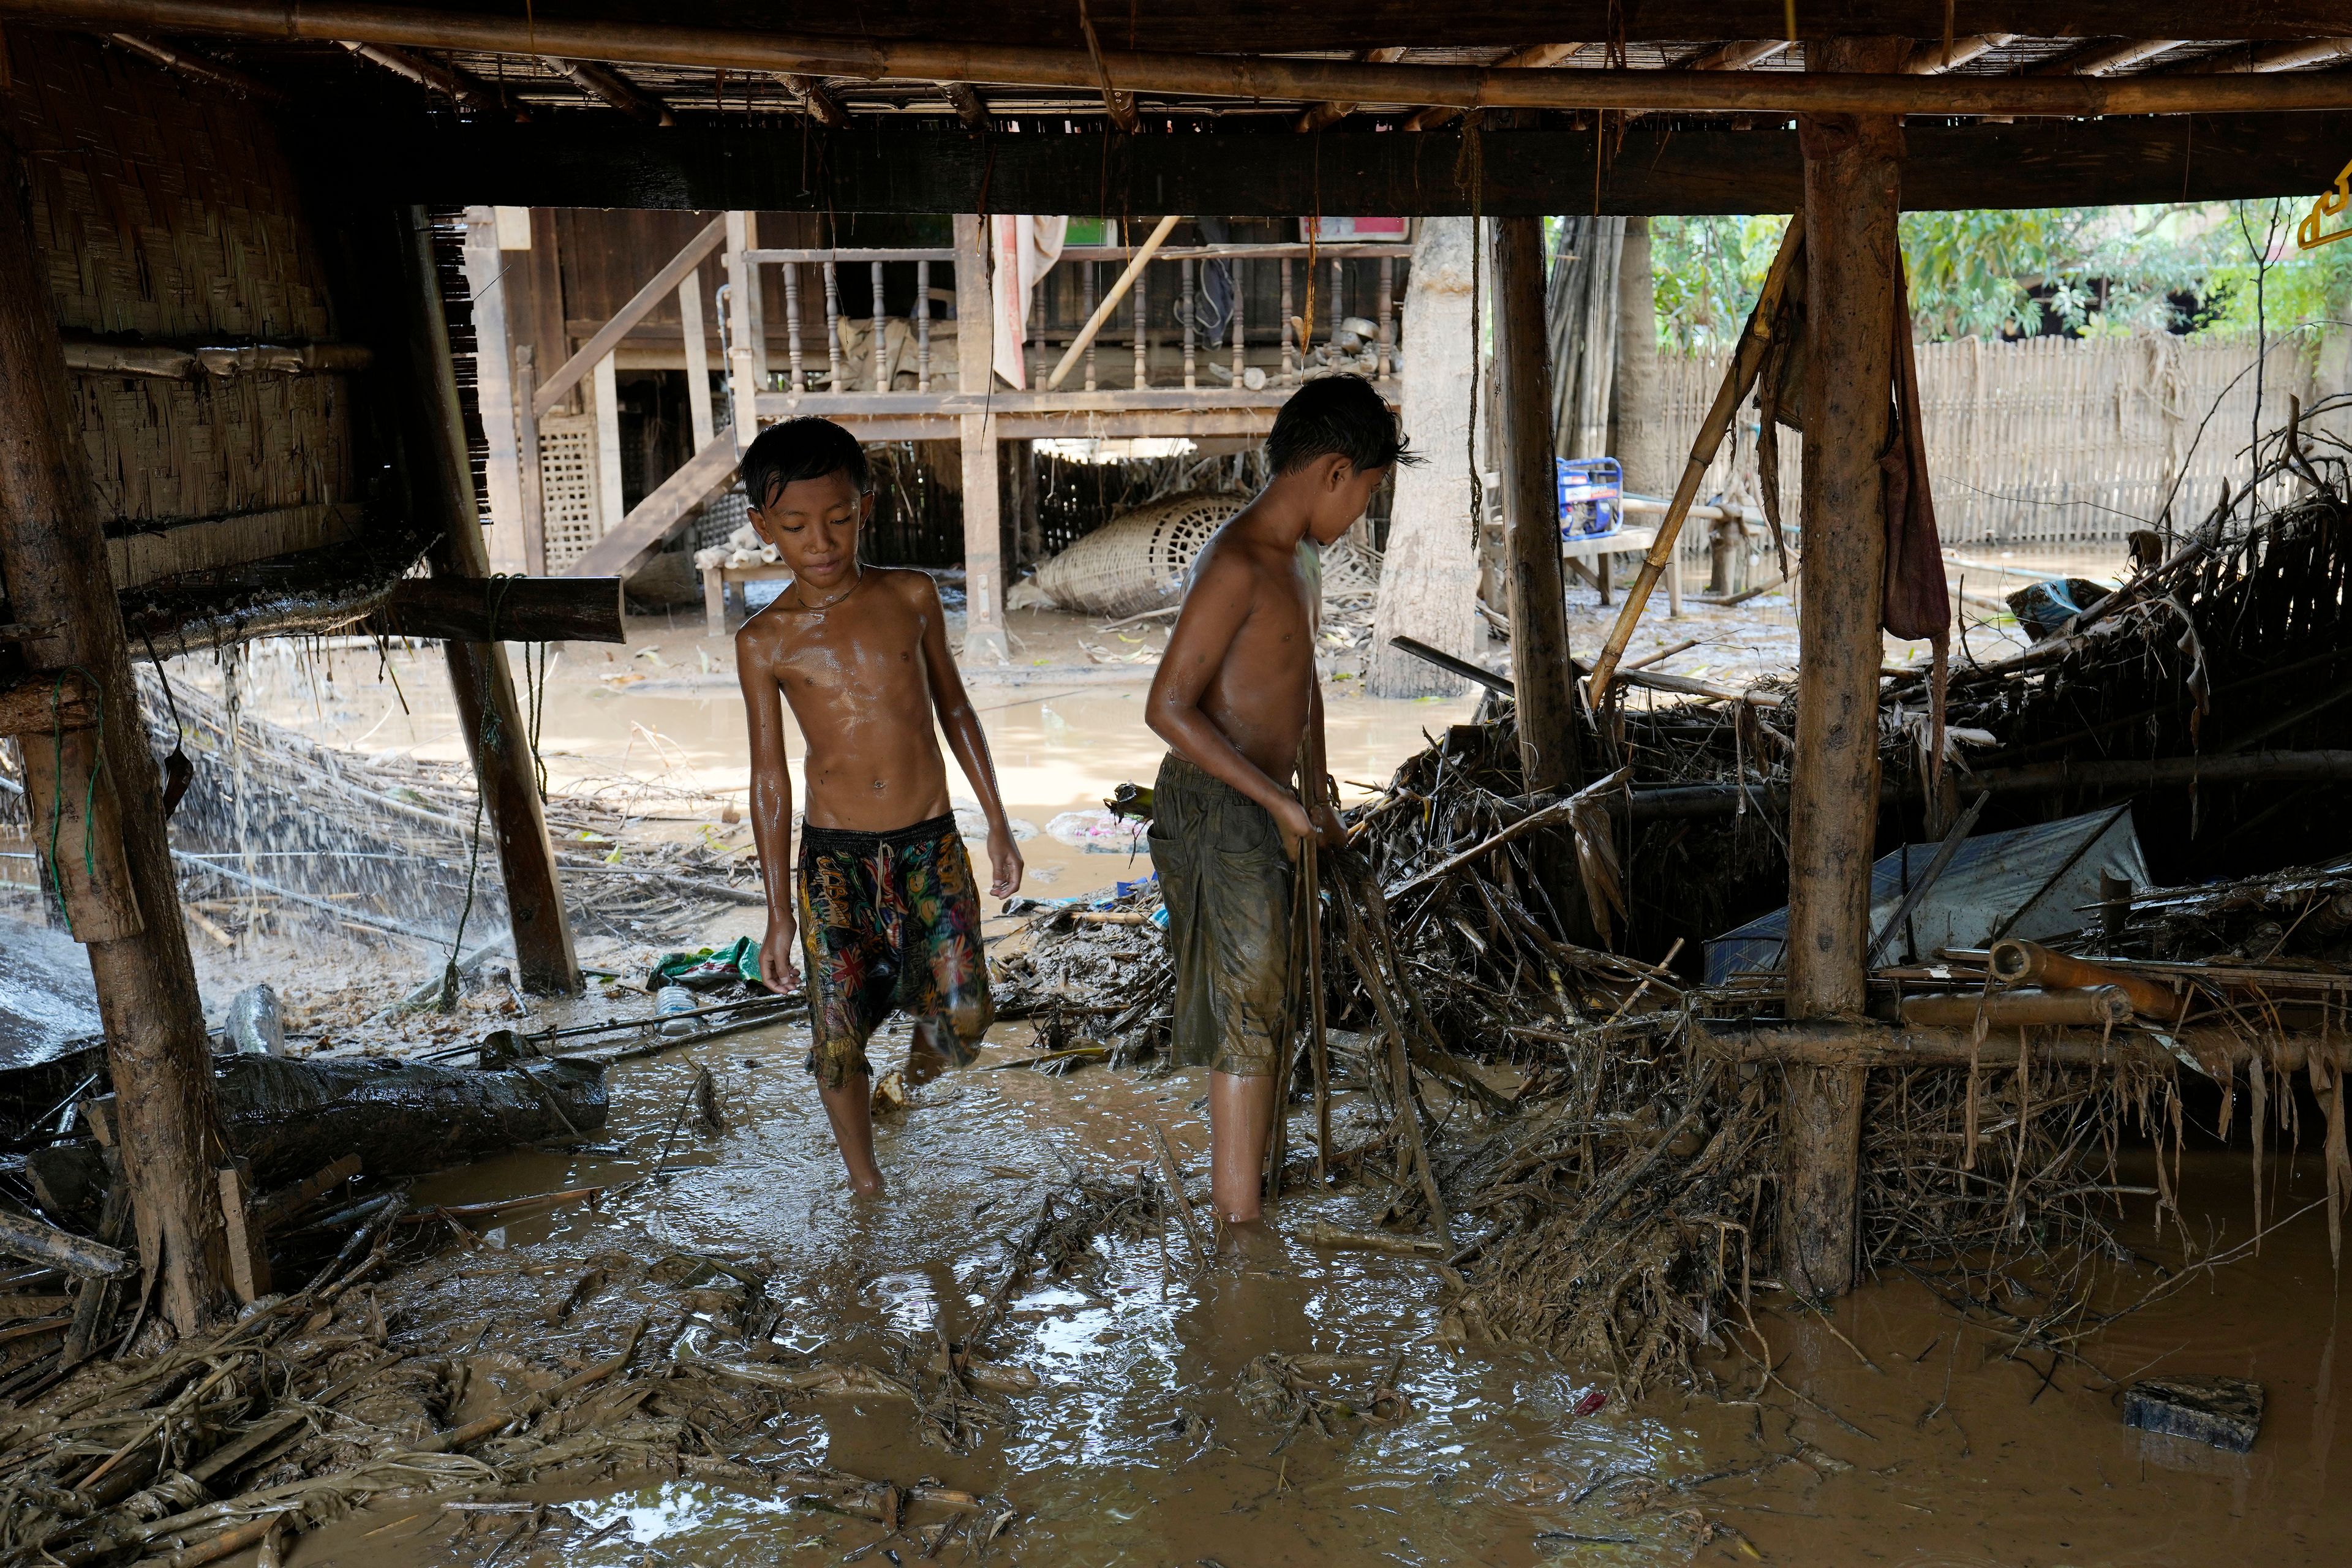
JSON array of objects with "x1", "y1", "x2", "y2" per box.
[
  {"x1": 736, "y1": 418, "x2": 1023, "y2": 1196},
  {"x1": 1146, "y1": 376, "x2": 1416, "y2": 1223}
]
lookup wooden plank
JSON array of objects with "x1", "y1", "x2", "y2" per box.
[
  {"x1": 568, "y1": 429, "x2": 740, "y2": 578},
  {"x1": 105, "y1": 505, "x2": 365, "y2": 591},
  {"x1": 363, "y1": 116, "x2": 2352, "y2": 217},
  {"x1": 531, "y1": 213, "x2": 725, "y2": 417},
  {"x1": 1697, "y1": 1020, "x2": 2352, "y2": 1072},
  {"x1": 365, "y1": 576, "x2": 627, "y2": 643},
  {"x1": 36, "y1": 3, "x2": 2352, "y2": 108}
]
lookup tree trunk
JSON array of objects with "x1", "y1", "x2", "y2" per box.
[
  {"x1": 1610, "y1": 217, "x2": 1668, "y2": 499},
  {"x1": 1368, "y1": 217, "x2": 1482, "y2": 698},
  {"x1": 388, "y1": 206, "x2": 579, "y2": 996},
  {"x1": 1781, "y1": 35, "x2": 1909, "y2": 1300},
  {"x1": 0, "y1": 142, "x2": 233, "y2": 1332}
]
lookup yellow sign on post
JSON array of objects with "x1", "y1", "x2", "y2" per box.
[{"x1": 2297, "y1": 158, "x2": 2352, "y2": 252}]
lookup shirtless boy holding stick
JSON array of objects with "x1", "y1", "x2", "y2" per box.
[
  {"x1": 1146, "y1": 376, "x2": 1417, "y2": 1223},
  {"x1": 736, "y1": 418, "x2": 1023, "y2": 1196}
]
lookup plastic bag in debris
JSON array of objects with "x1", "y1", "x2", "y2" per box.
[
  {"x1": 648, "y1": 937, "x2": 763, "y2": 992},
  {"x1": 1046, "y1": 809, "x2": 1152, "y2": 854},
  {"x1": 2005, "y1": 576, "x2": 2111, "y2": 641},
  {"x1": 1705, "y1": 805, "x2": 2150, "y2": 982},
  {"x1": 1003, "y1": 873, "x2": 1167, "y2": 927}
]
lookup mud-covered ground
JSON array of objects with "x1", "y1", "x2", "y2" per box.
[
  {"x1": 276, "y1": 1014, "x2": 2351, "y2": 1567},
  {"x1": 29, "y1": 545, "x2": 2328, "y2": 1568}
]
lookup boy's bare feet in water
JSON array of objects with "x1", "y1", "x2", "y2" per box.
[
  {"x1": 1208, "y1": 1070, "x2": 1279, "y2": 1223},
  {"x1": 818, "y1": 1076, "x2": 886, "y2": 1195}
]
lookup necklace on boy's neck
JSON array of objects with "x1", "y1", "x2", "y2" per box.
[{"x1": 786, "y1": 567, "x2": 864, "y2": 617}]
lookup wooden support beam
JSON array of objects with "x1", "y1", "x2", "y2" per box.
[
  {"x1": 1697, "y1": 1019, "x2": 2352, "y2": 1074},
  {"x1": 2029, "y1": 39, "x2": 2187, "y2": 75},
  {"x1": 2188, "y1": 37, "x2": 2352, "y2": 74},
  {"x1": 567, "y1": 429, "x2": 738, "y2": 578},
  {"x1": 937, "y1": 80, "x2": 989, "y2": 127},
  {"x1": 1491, "y1": 215, "x2": 1583, "y2": 801},
  {"x1": 1781, "y1": 34, "x2": 1910, "y2": 1303},
  {"x1": 339, "y1": 39, "x2": 527, "y2": 118},
  {"x1": 784, "y1": 72, "x2": 850, "y2": 126},
  {"x1": 350, "y1": 116, "x2": 2352, "y2": 217},
  {"x1": 385, "y1": 205, "x2": 579, "y2": 995},
  {"x1": 0, "y1": 138, "x2": 232, "y2": 1332},
  {"x1": 1901, "y1": 33, "x2": 2014, "y2": 72},
  {"x1": 1674, "y1": 40, "x2": 1792, "y2": 72},
  {"x1": 105, "y1": 30, "x2": 285, "y2": 101},
  {"x1": 540, "y1": 56, "x2": 674, "y2": 126},
  {"x1": 535, "y1": 216, "x2": 726, "y2": 417},
  {"x1": 362, "y1": 576, "x2": 627, "y2": 643},
  {"x1": 1403, "y1": 42, "x2": 1583, "y2": 130},
  {"x1": 1297, "y1": 45, "x2": 1409, "y2": 132},
  {"x1": 34, "y1": 2, "x2": 2352, "y2": 116},
  {"x1": 954, "y1": 213, "x2": 1008, "y2": 664}
]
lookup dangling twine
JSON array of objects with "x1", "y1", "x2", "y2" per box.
[{"x1": 1454, "y1": 116, "x2": 1485, "y2": 551}]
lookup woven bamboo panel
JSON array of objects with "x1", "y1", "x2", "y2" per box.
[
  {"x1": 73, "y1": 374, "x2": 350, "y2": 526},
  {"x1": 1657, "y1": 332, "x2": 2316, "y2": 554},
  {"x1": 7, "y1": 32, "x2": 334, "y2": 341},
  {"x1": 539, "y1": 414, "x2": 603, "y2": 571}
]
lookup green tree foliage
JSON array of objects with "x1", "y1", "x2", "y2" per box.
[{"x1": 1647, "y1": 202, "x2": 2352, "y2": 349}]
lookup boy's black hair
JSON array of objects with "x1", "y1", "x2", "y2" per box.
[
  {"x1": 1264, "y1": 374, "x2": 1422, "y2": 476},
  {"x1": 741, "y1": 417, "x2": 871, "y2": 509}
]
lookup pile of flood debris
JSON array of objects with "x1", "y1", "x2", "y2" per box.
[
  {"x1": 136, "y1": 661, "x2": 763, "y2": 963},
  {"x1": 0, "y1": 1013, "x2": 1060, "y2": 1566},
  {"x1": 993, "y1": 413, "x2": 2352, "y2": 1396}
]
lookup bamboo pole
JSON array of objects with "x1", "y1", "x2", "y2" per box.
[
  {"x1": 1046, "y1": 214, "x2": 1180, "y2": 391},
  {"x1": 1585, "y1": 213, "x2": 1804, "y2": 704},
  {"x1": 385, "y1": 206, "x2": 579, "y2": 995},
  {"x1": 24, "y1": 2, "x2": 2352, "y2": 116}
]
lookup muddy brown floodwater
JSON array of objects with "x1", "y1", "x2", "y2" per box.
[{"x1": 282, "y1": 1002, "x2": 2350, "y2": 1568}]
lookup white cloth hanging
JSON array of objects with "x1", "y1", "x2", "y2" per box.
[{"x1": 991, "y1": 215, "x2": 1068, "y2": 389}]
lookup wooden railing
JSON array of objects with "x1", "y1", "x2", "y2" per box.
[{"x1": 543, "y1": 216, "x2": 1411, "y2": 578}]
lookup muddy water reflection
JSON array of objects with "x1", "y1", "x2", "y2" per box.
[{"x1": 340, "y1": 1011, "x2": 2352, "y2": 1568}]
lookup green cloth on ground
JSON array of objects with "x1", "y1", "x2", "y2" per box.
[{"x1": 648, "y1": 936, "x2": 762, "y2": 991}]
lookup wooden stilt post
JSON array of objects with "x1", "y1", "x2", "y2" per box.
[
  {"x1": 0, "y1": 145, "x2": 232, "y2": 1332},
  {"x1": 954, "y1": 214, "x2": 1009, "y2": 663},
  {"x1": 1491, "y1": 214, "x2": 1594, "y2": 942},
  {"x1": 1491, "y1": 216, "x2": 1583, "y2": 799},
  {"x1": 1782, "y1": 37, "x2": 1909, "y2": 1298},
  {"x1": 390, "y1": 206, "x2": 579, "y2": 995}
]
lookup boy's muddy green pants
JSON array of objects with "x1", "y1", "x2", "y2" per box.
[{"x1": 1148, "y1": 753, "x2": 1294, "y2": 1077}]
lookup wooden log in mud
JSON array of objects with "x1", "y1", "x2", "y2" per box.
[
  {"x1": 176, "y1": 1055, "x2": 608, "y2": 1188},
  {"x1": 0, "y1": 1207, "x2": 134, "y2": 1278},
  {"x1": 1299, "y1": 1221, "x2": 1444, "y2": 1258}
]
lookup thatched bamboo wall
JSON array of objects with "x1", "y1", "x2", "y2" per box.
[
  {"x1": 3, "y1": 29, "x2": 374, "y2": 627},
  {"x1": 1660, "y1": 331, "x2": 2319, "y2": 555}
]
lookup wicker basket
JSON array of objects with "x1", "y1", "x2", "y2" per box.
[{"x1": 1031, "y1": 491, "x2": 1381, "y2": 617}]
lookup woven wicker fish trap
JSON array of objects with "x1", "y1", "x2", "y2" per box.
[{"x1": 1031, "y1": 490, "x2": 1382, "y2": 617}]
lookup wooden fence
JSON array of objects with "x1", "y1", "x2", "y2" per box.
[{"x1": 1658, "y1": 333, "x2": 2318, "y2": 554}]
